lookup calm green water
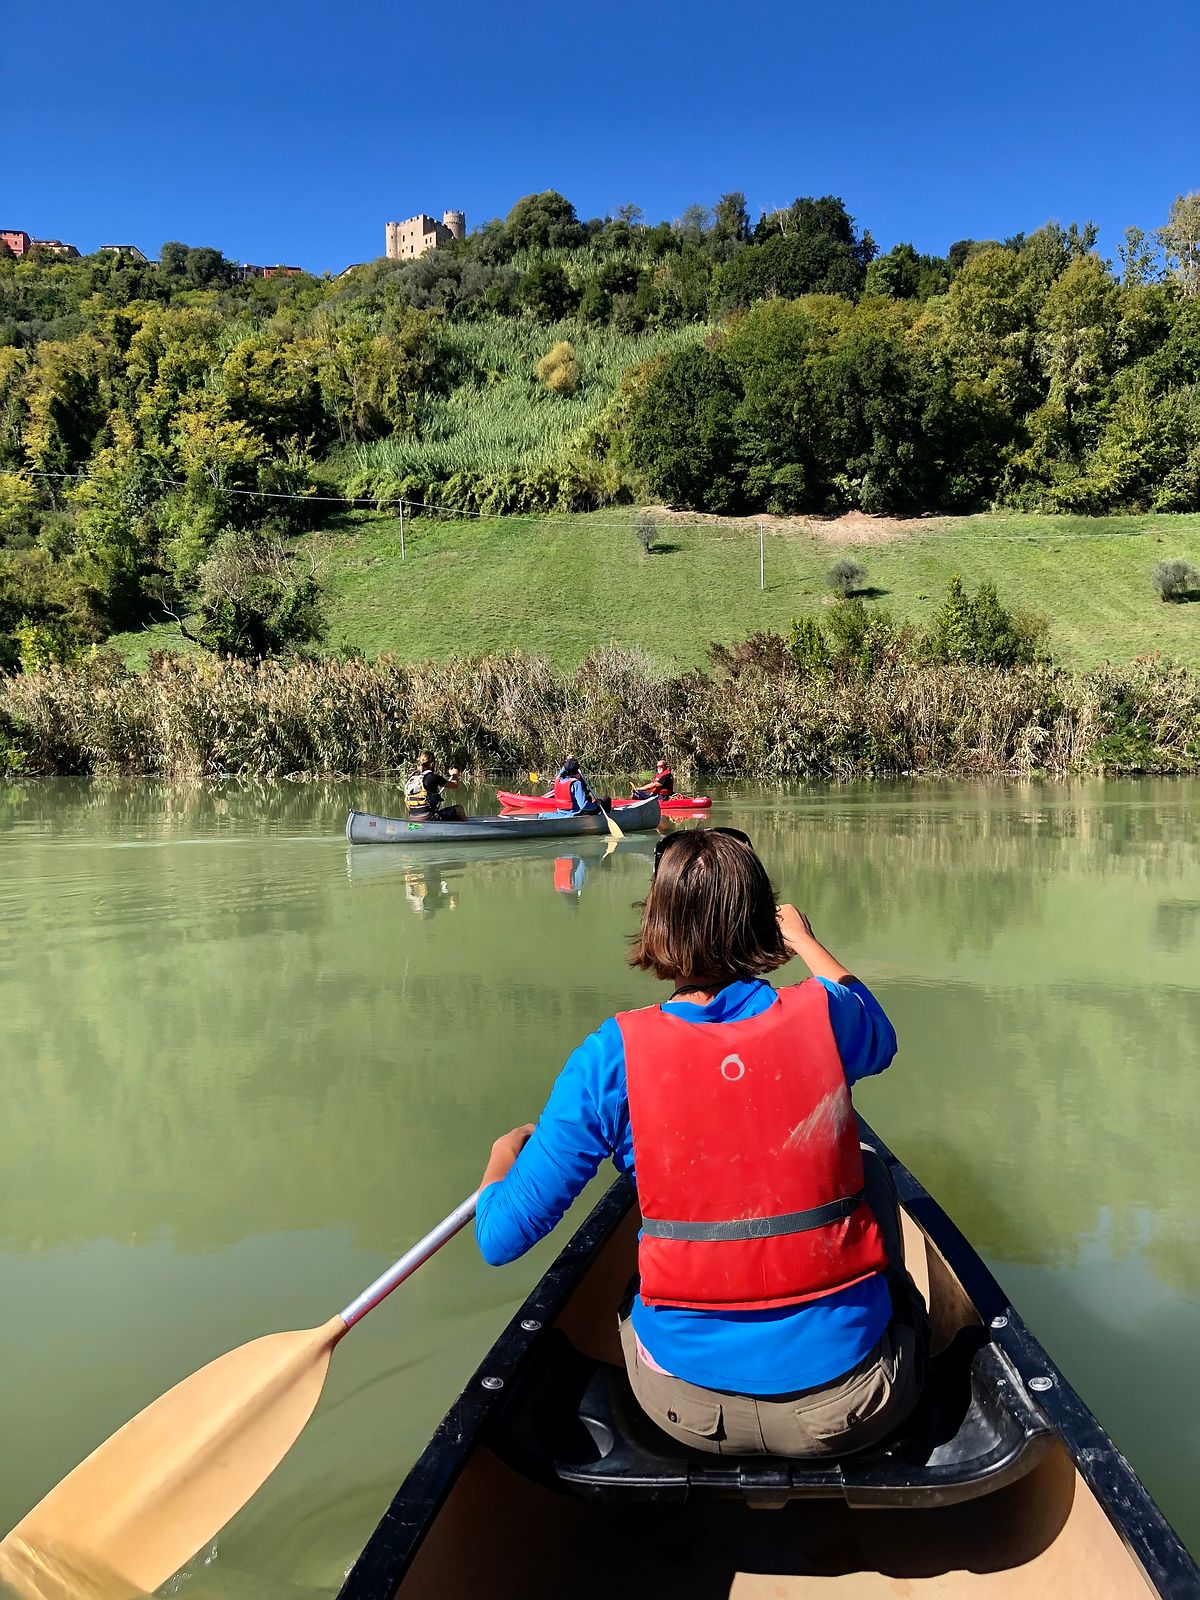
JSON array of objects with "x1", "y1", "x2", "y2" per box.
[{"x1": 1, "y1": 778, "x2": 1198, "y2": 1593}]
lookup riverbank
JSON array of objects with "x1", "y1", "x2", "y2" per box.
[
  {"x1": 3, "y1": 647, "x2": 1198, "y2": 780},
  {"x1": 107, "y1": 510, "x2": 1200, "y2": 674}
]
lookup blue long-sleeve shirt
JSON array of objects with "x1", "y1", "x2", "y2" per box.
[{"x1": 476, "y1": 977, "x2": 898, "y2": 1395}]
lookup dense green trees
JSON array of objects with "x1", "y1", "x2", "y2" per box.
[{"x1": 1, "y1": 187, "x2": 1198, "y2": 670}]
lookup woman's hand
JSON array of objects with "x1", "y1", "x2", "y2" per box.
[
  {"x1": 777, "y1": 903, "x2": 815, "y2": 955},
  {"x1": 777, "y1": 904, "x2": 855, "y2": 984},
  {"x1": 480, "y1": 1123, "x2": 536, "y2": 1188}
]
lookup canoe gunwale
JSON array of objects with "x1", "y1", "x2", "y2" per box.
[{"x1": 337, "y1": 1122, "x2": 1199, "y2": 1599}]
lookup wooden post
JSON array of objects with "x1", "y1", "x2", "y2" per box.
[
  {"x1": 759, "y1": 520, "x2": 764, "y2": 591},
  {"x1": 399, "y1": 499, "x2": 406, "y2": 562}
]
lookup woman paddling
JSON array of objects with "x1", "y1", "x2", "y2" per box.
[{"x1": 476, "y1": 827, "x2": 928, "y2": 1457}]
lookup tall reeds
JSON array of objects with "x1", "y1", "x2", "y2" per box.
[{"x1": 2, "y1": 648, "x2": 1197, "y2": 780}]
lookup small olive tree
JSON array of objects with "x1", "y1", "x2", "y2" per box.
[
  {"x1": 827, "y1": 557, "x2": 867, "y2": 596},
  {"x1": 632, "y1": 510, "x2": 659, "y2": 554},
  {"x1": 1151, "y1": 559, "x2": 1199, "y2": 601}
]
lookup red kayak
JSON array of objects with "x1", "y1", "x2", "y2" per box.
[{"x1": 496, "y1": 789, "x2": 711, "y2": 814}]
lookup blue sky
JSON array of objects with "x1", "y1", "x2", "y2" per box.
[{"x1": 3, "y1": 0, "x2": 1196, "y2": 273}]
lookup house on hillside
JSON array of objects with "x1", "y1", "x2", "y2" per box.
[
  {"x1": 31, "y1": 239, "x2": 80, "y2": 259},
  {"x1": 1, "y1": 229, "x2": 31, "y2": 257},
  {"x1": 100, "y1": 243, "x2": 149, "y2": 262}
]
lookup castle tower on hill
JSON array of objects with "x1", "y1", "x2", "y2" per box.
[{"x1": 385, "y1": 209, "x2": 466, "y2": 260}]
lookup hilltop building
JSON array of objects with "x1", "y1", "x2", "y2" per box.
[
  {"x1": 100, "y1": 244, "x2": 148, "y2": 262},
  {"x1": 385, "y1": 210, "x2": 465, "y2": 261},
  {"x1": 31, "y1": 239, "x2": 80, "y2": 259},
  {"x1": 1, "y1": 230, "x2": 31, "y2": 257}
]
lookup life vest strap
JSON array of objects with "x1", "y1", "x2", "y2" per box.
[{"x1": 641, "y1": 1187, "x2": 865, "y2": 1243}]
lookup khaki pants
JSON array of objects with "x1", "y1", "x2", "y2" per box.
[{"x1": 618, "y1": 1146, "x2": 929, "y2": 1458}]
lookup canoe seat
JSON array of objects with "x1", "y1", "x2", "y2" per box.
[{"x1": 542, "y1": 1326, "x2": 1054, "y2": 1510}]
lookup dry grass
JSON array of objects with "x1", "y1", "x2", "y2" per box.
[{"x1": 2, "y1": 648, "x2": 1197, "y2": 780}]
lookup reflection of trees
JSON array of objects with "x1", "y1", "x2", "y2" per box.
[
  {"x1": 735, "y1": 778, "x2": 1200, "y2": 1294},
  {"x1": 0, "y1": 795, "x2": 660, "y2": 1256}
]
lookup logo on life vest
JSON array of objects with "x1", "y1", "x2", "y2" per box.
[{"x1": 720, "y1": 1053, "x2": 746, "y2": 1082}]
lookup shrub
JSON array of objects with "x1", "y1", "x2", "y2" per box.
[
  {"x1": 827, "y1": 557, "x2": 867, "y2": 596},
  {"x1": 925, "y1": 576, "x2": 1048, "y2": 668},
  {"x1": 190, "y1": 530, "x2": 327, "y2": 659},
  {"x1": 535, "y1": 340, "x2": 581, "y2": 396},
  {"x1": 1151, "y1": 559, "x2": 1199, "y2": 601}
]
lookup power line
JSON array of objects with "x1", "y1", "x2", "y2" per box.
[{"x1": 24, "y1": 470, "x2": 1198, "y2": 546}]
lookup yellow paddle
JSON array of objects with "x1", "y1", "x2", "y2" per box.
[{"x1": 0, "y1": 1191, "x2": 480, "y2": 1600}]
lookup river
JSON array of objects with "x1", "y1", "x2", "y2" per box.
[{"x1": 0, "y1": 777, "x2": 1197, "y2": 1593}]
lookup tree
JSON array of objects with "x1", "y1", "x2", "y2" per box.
[
  {"x1": 713, "y1": 197, "x2": 872, "y2": 311},
  {"x1": 517, "y1": 260, "x2": 578, "y2": 321},
  {"x1": 190, "y1": 529, "x2": 327, "y2": 658},
  {"x1": 827, "y1": 557, "x2": 866, "y2": 595},
  {"x1": 1158, "y1": 193, "x2": 1200, "y2": 298},
  {"x1": 1151, "y1": 559, "x2": 1199, "y2": 601},
  {"x1": 505, "y1": 192, "x2": 586, "y2": 253},
  {"x1": 626, "y1": 346, "x2": 744, "y2": 512},
  {"x1": 925, "y1": 576, "x2": 1046, "y2": 666},
  {"x1": 1118, "y1": 226, "x2": 1159, "y2": 287},
  {"x1": 713, "y1": 192, "x2": 751, "y2": 245}
]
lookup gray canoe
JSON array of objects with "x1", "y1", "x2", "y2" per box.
[{"x1": 346, "y1": 796, "x2": 661, "y2": 843}]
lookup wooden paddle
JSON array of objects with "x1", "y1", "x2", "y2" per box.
[{"x1": 0, "y1": 1191, "x2": 480, "y2": 1600}]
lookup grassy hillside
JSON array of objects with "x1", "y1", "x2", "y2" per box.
[{"x1": 111, "y1": 510, "x2": 1200, "y2": 672}]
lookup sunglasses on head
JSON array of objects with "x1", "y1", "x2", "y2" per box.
[{"x1": 652, "y1": 826, "x2": 753, "y2": 876}]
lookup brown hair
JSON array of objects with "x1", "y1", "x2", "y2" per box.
[
  {"x1": 418, "y1": 751, "x2": 434, "y2": 770},
  {"x1": 629, "y1": 831, "x2": 788, "y2": 987}
]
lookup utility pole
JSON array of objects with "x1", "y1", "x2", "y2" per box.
[
  {"x1": 398, "y1": 499, "x2": 406, "y2": 562},
  {"x1": 759, "y1": 521, "x2": 765, "y2": 591}
]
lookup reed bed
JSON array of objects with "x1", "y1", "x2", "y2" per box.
[
  {"x1": 344, "y1": 320, "x2": 704, "y2": 491},
  {"x1": 2, "y1": 649, "x2": 1197, "y2": 780}
]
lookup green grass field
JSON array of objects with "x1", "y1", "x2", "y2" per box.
[{"x1": 112, "y1": 510, "x2": 1200, "y2": 672}]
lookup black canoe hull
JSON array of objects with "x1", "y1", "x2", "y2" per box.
[{"x1": 339, "y1": 1122, "x2": 1198, "y2": 1599}]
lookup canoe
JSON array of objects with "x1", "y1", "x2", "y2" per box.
[
  {"x1": 497, "y1": 789, "x2": 712, "y2": 814},
  {"x1": 338, "y1": 1121, "x2": 1198, "y2": 1600},
  {"x1": 346, "y1": 796, "x2": 661, "y2": 844}
]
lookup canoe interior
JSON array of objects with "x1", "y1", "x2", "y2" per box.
[{"x1": 343, "y1": 1131, "x2": 1197, "y2": 1600}]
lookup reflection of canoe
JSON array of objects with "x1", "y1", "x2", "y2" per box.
[
  {"x1": 497, "y1": 790, "x2": 711, "y2": 814},
  {"x1": 344, "y1": 835, "x2": 659, "y2": 880},
  {"x1": 346, "y1": 797, "x2": 661, "y2": 844},
  {"x1": 338, "y1": 1120, "x2": 1197, "y2": 1600}
]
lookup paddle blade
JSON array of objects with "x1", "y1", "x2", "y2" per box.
[
  {"x1": 528, "y1": 772, "x2": 540, "y2": 783},
  {"x1": 0, "y1": 1316, "x2": 344, "y2": 1598},
  {"x1": 603, "y1": 807, "x2": 625, "y2": 841}
]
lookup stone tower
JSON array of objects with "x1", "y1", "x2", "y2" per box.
[{"x1": 442, "y1": 210, "x2": 466, "y2": 242}]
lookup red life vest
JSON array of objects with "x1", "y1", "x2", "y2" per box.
[
  {"x1": 617, "y1": 982, "x2": 888, "y2": 1312},
  {"x1": 553, "y1": 776, "x2": 575, "y2": 810},
  {"x1": 652, "y1": 765, "x2": 674, "y2": 797}
]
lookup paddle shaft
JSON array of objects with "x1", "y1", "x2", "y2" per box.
[{"x1": 339, "y1": 1191, "x2": 480, "y2": 1330}]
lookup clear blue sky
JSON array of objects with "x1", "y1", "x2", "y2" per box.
[{"x1": 3, "y1": 0, "x2": 1196, "y2": 273}]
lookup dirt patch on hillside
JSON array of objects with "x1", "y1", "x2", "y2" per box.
[{"x1": 644, "y1": 506, "x2": 947, "y2": 544}]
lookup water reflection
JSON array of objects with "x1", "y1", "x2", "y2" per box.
[{"x1": 0, "y1": 776, "x2": 1197, "y2": 1581}]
